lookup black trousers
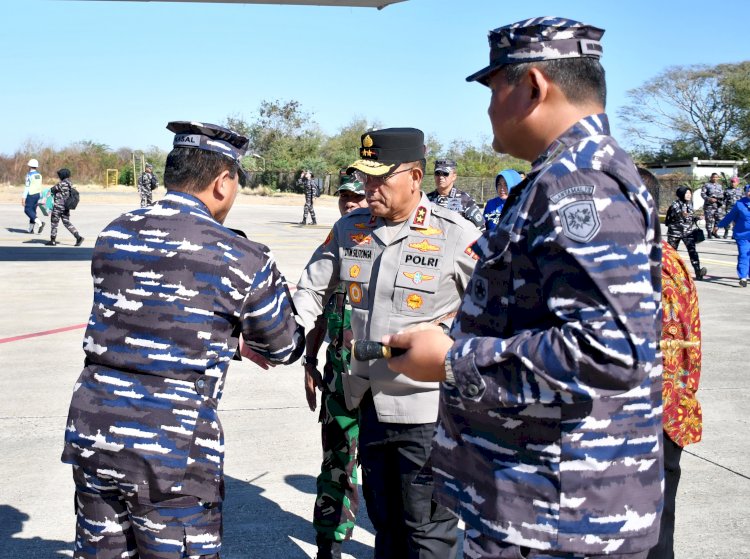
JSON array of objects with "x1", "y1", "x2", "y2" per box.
[
  {"x1": 667, "y1": 234, "x2": 701, "y2": 273},
  {"x1": 646, "y1": 433, "x2": 682, "y2": 559},
  {"x1": 358, "y1": 391, "x2": 459, "y2": 559}
]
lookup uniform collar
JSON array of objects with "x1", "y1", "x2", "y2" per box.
[
  {"x1": 434, "y1": 187, "x2": 457, "y2": 199},
  {"x1": 530, "y1": 113, "x2": 610, "y2": 172},
  {"x1": 368, "y1": 192, "x2": 434, "y2": 245},
  {"x1": 162, "y1": 190, "x2": 212, "y2": 216},
  {"x1": 408, "y1": 192, "x2": 434, "y2": 229}
]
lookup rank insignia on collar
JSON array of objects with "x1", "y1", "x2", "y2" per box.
[
  {"x1": 408, "y1": 239, "x2": 440, "y2": 253},
  {"x1": 464, "y1": 243, "x2": 479, "y2": 260},
  {"x1": 323, "y1": 229, "x2": 334, "y2": 246},
  {"x1": 354, "y1": 222, "x2": 369, "y2": 229},
  {"x1": 403, "y1": 271, "x2": 434, "y2": 285},
  {"x1": 367, "y1": 215, "x2": 378, "y2": 227},
  {"x1": 412, "y1": 206, "x2": 427, "y2": 226}
]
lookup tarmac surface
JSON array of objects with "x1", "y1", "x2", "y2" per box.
[{"x1": 1, "y1": 190, "x2": 748, "y2": 558}]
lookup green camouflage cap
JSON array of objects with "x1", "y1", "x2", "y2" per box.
[{"x1": 337, "y1": 173, "x2": 365, "y2": 195}]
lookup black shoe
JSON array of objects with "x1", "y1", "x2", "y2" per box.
[
  {"x1": 723, "y1": 233, "x2": 729, "y2": 239},
  {"x1": 75, "y1": 236, "x2": 84, "y2": 247},
  {"x1": 696, "y1": 267, "x2": 707, "y2": 280},
  {"x1": 45, "y1": 239, "x2": 57, "y2": 246},
  {"x1": 741, "y1": 279, "x2": 748, "y2": 288},
  {"x1": 37, "y1": 222, "x2": 45, "y2": 234},
  {"x1": 299, "y1": 221, "x2": 307, "y2": 225},
  {"x1": 312, "y1": 220, "x2": 318, "y2": 225},
  {"x1": 315, "y1": 537, "x2": 342, "y2": 559}
]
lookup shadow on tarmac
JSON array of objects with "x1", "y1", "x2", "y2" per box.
[
  {"x1": 700, "y1": 275, "x2": 745, "y2": 288},
  {"x1": 0, "y1": 246, "x2": 94, "y2": 262},
  {"x1": 0, "y1": 475, "x2": 375, "y2": 558},
  {"x1": 7, "y1": 227, "x2": 41, "y2": 234},
  {"x1": 0, "y1": 504, "x2": 71, "y2": 557},
  {"x1": 223, "y1": 474, "x2": 373, "y2": 559}
]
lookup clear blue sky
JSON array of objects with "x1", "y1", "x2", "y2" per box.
[{"x1": 2, "y1": 0, "x2": 748, "y2": 156}]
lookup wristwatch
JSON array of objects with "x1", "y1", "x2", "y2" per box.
[{"x1": 303, "y1": 355, "x2": 318, "y2": 367}]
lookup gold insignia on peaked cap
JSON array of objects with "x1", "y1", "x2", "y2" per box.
[
  {"x1": 347, "y1": 158, "x2": 396, "y2": 177},
  {"x1": 349, "y1": 127, "x2": 425, "y2": 176}
]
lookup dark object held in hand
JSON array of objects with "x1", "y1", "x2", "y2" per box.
[{"x1": 352, "y1": 340, "x2": 407, "y2": 361}]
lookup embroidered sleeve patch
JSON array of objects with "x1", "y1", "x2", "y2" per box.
[{"x1": 559, "y1": 200, "x2": 601, "y2": 243}]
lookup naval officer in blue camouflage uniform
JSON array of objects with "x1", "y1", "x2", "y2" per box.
[
  {"x1": 427, "y1": 158, "x2": 485, "y2": 230},
  {"x1": 294, "y1": 128, "x2": 481, "y2": 559},
  {"x1": 384, "y1": 17, "x2": 663, "y2": 559},
  {"x1": 61, "y1": 121, "x2": 305, "y2": 559}
]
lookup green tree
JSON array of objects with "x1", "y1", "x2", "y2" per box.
[
  {"x1": 619, "y1": 63, "x2": 750, "y2": 159},
  {"x1": 236, "y1": 100, "x2": 324, "y2": 189},
  {"x1": 320, "y1": 117, "x2": 380, "y2": 172}
]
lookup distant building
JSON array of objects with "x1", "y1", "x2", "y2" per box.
[{"x1": 646, "y1": 157, "x2": 747, "y2": 181}]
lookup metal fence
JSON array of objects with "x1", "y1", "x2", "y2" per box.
[
  {"x1": 243, "y1": 171, "x2": 700, "y2": 213},
  {"x1": 243, "y1": 172, "x2": 500, "y2": 203}
]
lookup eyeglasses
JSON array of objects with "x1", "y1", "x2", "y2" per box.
[
  {"x1": 364, "y1": 167, "x2": 414, "y2": 186},
  {"x1": 434, "y1": 170, "x2": 451, "y2": 177}
]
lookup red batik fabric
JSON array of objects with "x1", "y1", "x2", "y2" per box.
[{"x1": 661, "y1": 240, "x2": 703, "y2": 447}]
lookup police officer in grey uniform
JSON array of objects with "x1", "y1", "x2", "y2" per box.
[
  {"x1": 427, "y1": 158, "x2": 485, "y2": 229},
  {"x1": 294, "y1": 128, "x2": 480, "y2": 559},
  {"x1": 384, "y1": 17, "x2": 663, "y2": 559},
  {"x1": 61, "y1": 121, "x2": 305, "y2": 559}
]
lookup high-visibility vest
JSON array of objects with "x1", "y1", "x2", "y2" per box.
[{"x1": 26, "y1": 171, "x2": 43, "y2": 195}]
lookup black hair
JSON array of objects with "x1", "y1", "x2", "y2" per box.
[
  {"x1": 407, "y1": 159, "x2": 426, "y2": 173},
  {"x1": 57, "y1": 168, "x2": 71, "y2": 180},
  {"x1": 164, "y1": 148, "x2": 238, "y2": 194},
  {"x1": 504, "y1": 57, "x2": 606, "y2": 107}
]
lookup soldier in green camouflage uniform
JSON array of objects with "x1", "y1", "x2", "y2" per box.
[{"x1": 303, "y1": 173, "x2": 367, "y2": 559}]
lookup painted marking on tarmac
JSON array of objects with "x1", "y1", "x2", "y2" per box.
[
  {"x1": 0, "y1": 323, "x2": 87, "y2": 344},
  {"x1": 701, "y1": 258, "x2": 736, "y2": 267}
]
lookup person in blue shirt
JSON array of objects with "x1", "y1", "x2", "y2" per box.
[
  {"x1": 483, "y1": 169, "x2": 522, "y2": 231},
  {"x1": 718, "y1": 184, "x2": 750, "y2": 287}
]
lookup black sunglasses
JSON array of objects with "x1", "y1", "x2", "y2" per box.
[{"x1": 434, "y1": 170, "x2": 450, "y2": 177}]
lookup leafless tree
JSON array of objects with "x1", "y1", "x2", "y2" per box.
[{"x1": 618, "y1": 64, "x2": 745, "y2": 158}]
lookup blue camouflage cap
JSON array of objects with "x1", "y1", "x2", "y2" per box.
[
  {"x1": 466, "y1": 16, "x2": 605, "y2": 86},
  {"x1": 167, "y1": 120, "x2": 250, "y2": 185},
  {"x1": 435, "y1": 158, "x2": 457, "y2": 173}
]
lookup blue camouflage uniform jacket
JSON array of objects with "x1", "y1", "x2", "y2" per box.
[
  {"x1": 427, "y1": 187, "x2": 485, "y2": 230},
  {"x1": 61, "y1": 191, "x2": 304, "y2": 502},
  {"x1": 433, "y1": 114, "x2": 663, "y2": 555}
]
